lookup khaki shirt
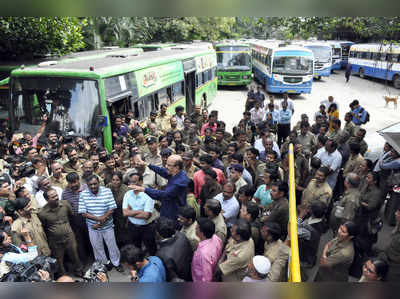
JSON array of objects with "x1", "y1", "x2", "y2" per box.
[
  {"x1": 339, "y1": 188, "x2": 361, "y2": 221},
  {"x1": 38, "y1": 200, "x2": 75, "y2": 245},
  {"x1": 326, "y1": 128, "x2": 342, "y2": 143},
  {"x1": 62, "y1": 160, "x2": 83, "y2": 176},
  {"x1": 212, "y1": 213, "x2": 227, "y2": 245},
  {"x1": 234, "y1": 177, "x2": 248, "y2": 199},
  {"x1": 11, "y1": 213, "x2": 51, "y2": 256},
  {"x1": 156, "y1": 114, "x2": 171, "y2": 132},
  {"x1": 264, "y1": 239, "x2": 290, "y2": 282},
  {"x1": 360, "y1": 184, "x2": 383, "y2": 212},
  {"x1": 144, "y1": 151, "x2": 162, "y2": 166},
  {"x1": 219, "y1": 238, "x2": 255, "y2": 282},
  {"x1": 297, "y1": 132, "x2": 315, "y2": 157},
  {"x1": 301, "y1": 179, "x2": 332, "y2": 208},
  {"x1": 181, "y1": 221, "x2": 200, "y2": 251},
  {"x1": 316, "y1": 238, "x2": 354, "y2": 281},
  {"x1": 344, "y1": 122, "x2": 355, "y2": 138},
  {"x1": 49, "y1": 174, "x2": 68, "y2": 190},
  {"x1": 184, "y1": 164, "x2": 198, "y2": 180},
  {"x1": 94, "y1": 162, "x2": 106, "y2": 176},
  {"x1": 343, "y1": 153, "x2": 364, "y2": 176}
]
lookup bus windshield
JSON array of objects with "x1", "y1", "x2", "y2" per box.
[
  {"x1": 332, "y1": 47, "x2": 341, "y2": 57},
  {"x1": 216, "y1": 46, "x2": 251, "y2": 70},
  {"x1": 11, "y1": 77, "x2": 101, "y2": 136},
  {"x1": 305, "y1": 46, "x2": 331, "y2": 62},
  {"x1": 272, "y1": 56, "x2": 313, "y2": 75}
]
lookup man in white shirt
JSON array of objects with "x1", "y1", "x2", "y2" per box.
[
  {"x1": 34, "y1": 176, "x2": 63, "y2": 208},
  {"x1": 314, "y1": 139, "x2": 342, "y2": 190},
  {"x1": 254, "y1": 130, "x2": 281, "y2": 160},
  {"x1": 214, "y1": 182, "x2": 240, "y2": 228},
  {"x1": 320, "y1": 95, "x2": 339, "y2": 112},
  {"x1": 249, "y1": 102, "x2": 265, "y2": 126}
]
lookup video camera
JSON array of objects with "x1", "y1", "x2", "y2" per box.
[
  {"x1": 1, "y1": 256, "x2": 58, "y2": 282},
  {"x1": 82, "y1": 261, "x2": 108, "y2": 283}
]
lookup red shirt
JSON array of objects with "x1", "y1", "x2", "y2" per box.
[{"x1": 193, "y1": 168, "x2": 226, "y2": 199}]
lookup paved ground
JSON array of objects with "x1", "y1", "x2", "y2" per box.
[
  {"x1": 104, "y1": 70, "x2": 399, "y2": 282},
  {"x1": 209, "y1": 70, "x2": 399, "y2": 282}
]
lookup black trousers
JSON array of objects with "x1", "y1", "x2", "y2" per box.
[
  {"x1": 277, "y1": 123, "x2": 291, "y2": 148},
  {"x1": 69, "y1": 214, "x2": 92, "y2": 265},
  {"x1": 128, "y1": 221, "x2": 157, "y2": 256}
]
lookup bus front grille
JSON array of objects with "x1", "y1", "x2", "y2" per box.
[
  {"x1": 283, "y1": 77, "x2": 302, "y2": 84},
  {"x1": 225, "y1": 75, "x2": 241, "y2": 80}
]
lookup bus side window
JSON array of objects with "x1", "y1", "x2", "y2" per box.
[
  {"x1": 202, "y1": 72, "x2": 206, "y2": 85},
  {"x1": 153, "y1": 93, "x2": 159, "y2": 111}
]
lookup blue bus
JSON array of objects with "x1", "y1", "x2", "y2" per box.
[
  {"x1": 250, "y1": 41, "x2": 314, "y2": 94},
  {"x1": 349, "y1": 43, "x2": 400, "y2": 89},
  {"x1": 302, "y1": 42, "x2": 332, "y2": 80},
  {"x1": 337, "y1": 41, "x2": 355, "y2": 68}
]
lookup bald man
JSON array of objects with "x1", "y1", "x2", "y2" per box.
[
  {"x1": 57, "y1": 275, "x2": 75, "y2": 282},
  {"x1": 131, "y1": 154, "x2": 189, "y2": 221}
]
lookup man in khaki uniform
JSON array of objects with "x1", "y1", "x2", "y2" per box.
[
  {"x1": 343, "y1": 142, "x2": 364, "y2": 176},
  {"x1": 156, "y1": 104, "x2": 171, "y2": 133},
  {"x1": 49, "y1": 162, "x2": 68, "y2": 190},
  {"x1": 343, "y1": 112, "x2": 356, "y2": 138},
  {"x1": 204, "y1": 199, "x2": 227, "y2": 245},
  {"x1": 11, "y1": 197, "x2": 51, "y2": 256},
  {"x1": 348, "y1": 128, "x2": 368, "y2": 156},
  {"x1": 89, "y1": 152, "x2": 106, "y2": 176},
  {"x1": 182, "y1": 152, "x2": 198, "y2": 180},
  {"x1": 228, "y1": 164, "x2": 248, "y2": 199},
  {"x1": 301, "y1": 166, "x2": 332, "y2": 208},
  {"x1": 326, "y1": 119, "x2": 342, "y2": 143},
  {"x1": 216, "y1": 219, "x2": 255, "y2": 282},
  {"x1": 143, "y1": 136, "x2": 162, "y2": 166},
  {"x1": 262, "y1": 181, "x2": 289, "y2": 238},
  {"x1": 260, "y1": 222, "x2": 290, "y2": 282},
  {"x1": 178, "y1": 206, "x2": 200, "y2": 251},
  {"x1": 330, "y1": 173, "x2": 361, "y2": 232},
  {"x1": 38, "y1": 188, "x2": 83, "y2": 276},
  {"x1": 297, "y1": 121, "x2": 315, "y2": 159}
]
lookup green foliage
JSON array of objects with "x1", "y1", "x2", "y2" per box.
[{"x1": 0, "y1": 17, "x2": 86, "y2": 60}]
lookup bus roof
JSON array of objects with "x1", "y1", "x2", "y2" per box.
[
  {"x1": 350, "y1": 43, "x2": 400, "y2": 53},
  {"x1": 132, "y1": 43, "x2": 177, "y2": 49},
  {"x1": 250, "y1": 41, "x2": 313, "y2": 56},
  {"x1": 10, "y1": 47, "x2": 216, "y2": 79},
  {"x1": 215, "y1": 42, "x2": 250, "y2": 47}
]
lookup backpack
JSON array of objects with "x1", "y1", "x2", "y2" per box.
[{"x1": 359, "y1": 107, "x2": 370, "y2": 124}]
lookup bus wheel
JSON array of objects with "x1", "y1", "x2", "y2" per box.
[
  {"x1": 393, "y1": 75, "x2": 400, "y2": 89},
  {"x1": 359, "y1": 68, "x2": 365, "y2": 79},
  {"x1": 315, "y1": 76, "x2": 321, "y2": 80}
]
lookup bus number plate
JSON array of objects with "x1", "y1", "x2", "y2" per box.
[{"x1": 287, "y1": 90, "x2": 296, "y2": 93}]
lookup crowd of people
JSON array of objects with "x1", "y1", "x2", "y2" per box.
[{"x1": 0, "y1": 87, "x2": 399, "y2": 283}]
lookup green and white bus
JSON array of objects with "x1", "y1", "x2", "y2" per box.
[
  {"x1": 215, "y1": 42, "x2": 252, "y2": 86},
  {"x1": 8, "y1": 47, "x2": 217, "y2": 152}
]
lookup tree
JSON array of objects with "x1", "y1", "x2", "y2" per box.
[{"x1": 0, "y1": 17, "x2": 86, "y2": 60}]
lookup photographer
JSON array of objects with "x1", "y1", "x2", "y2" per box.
[{"x1": 0, "y1": 226, "x2": 38, "y2": 265}]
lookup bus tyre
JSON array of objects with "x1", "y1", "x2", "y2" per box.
[
  {"x1": 315, "y1": 76, "x2": 321, "y2": 80},
  {"x1": 359, "y1": 68, "x2": 365, "y2": 79},
  {"x1": 393, "y1": 75, "x2": 400, "y2": 89}
]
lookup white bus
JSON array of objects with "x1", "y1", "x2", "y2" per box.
[
  {"x1": 349, "y1": 43, "x2": 400, "y2": 89},
  {"x1": 326, "y1": 40, "x2": 342, "y2": 71},
  {"x1": 250, "y1": 40, "x2": 314, "y2": 94}
]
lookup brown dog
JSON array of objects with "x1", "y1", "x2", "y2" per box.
[{"x1": 384, "y1": 95, "x2": 398, "y2": 109}]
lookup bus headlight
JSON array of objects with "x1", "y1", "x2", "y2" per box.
[{"x1": 218, "y1": 76, "x2": 222, "y2": 80}]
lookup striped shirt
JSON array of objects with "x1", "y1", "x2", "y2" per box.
[
  {"x1": 78, "y1": 186, "x2": 117, "y2": 230},
  {"x1": 61, "y1": 187, "x2": 82, "y2": 214}
]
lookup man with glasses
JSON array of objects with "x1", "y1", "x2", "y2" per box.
[{"x1": 130, "y1": 155, "x2": 189, "y2": 221}]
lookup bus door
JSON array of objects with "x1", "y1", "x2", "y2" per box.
[
  {"x1": 184, "y1": 71, "x2": 196, "y2": 115},
  {"x1": 182, "y1": 58, "x2": 196, "y2": 115}
]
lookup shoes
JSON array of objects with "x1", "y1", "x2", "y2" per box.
[
  {"x1": 115, "y1": 265, "x2": 125, "y2": 273},
  {"x1": 105, "y1": 262, "x2": 113, "y2": 272}
]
